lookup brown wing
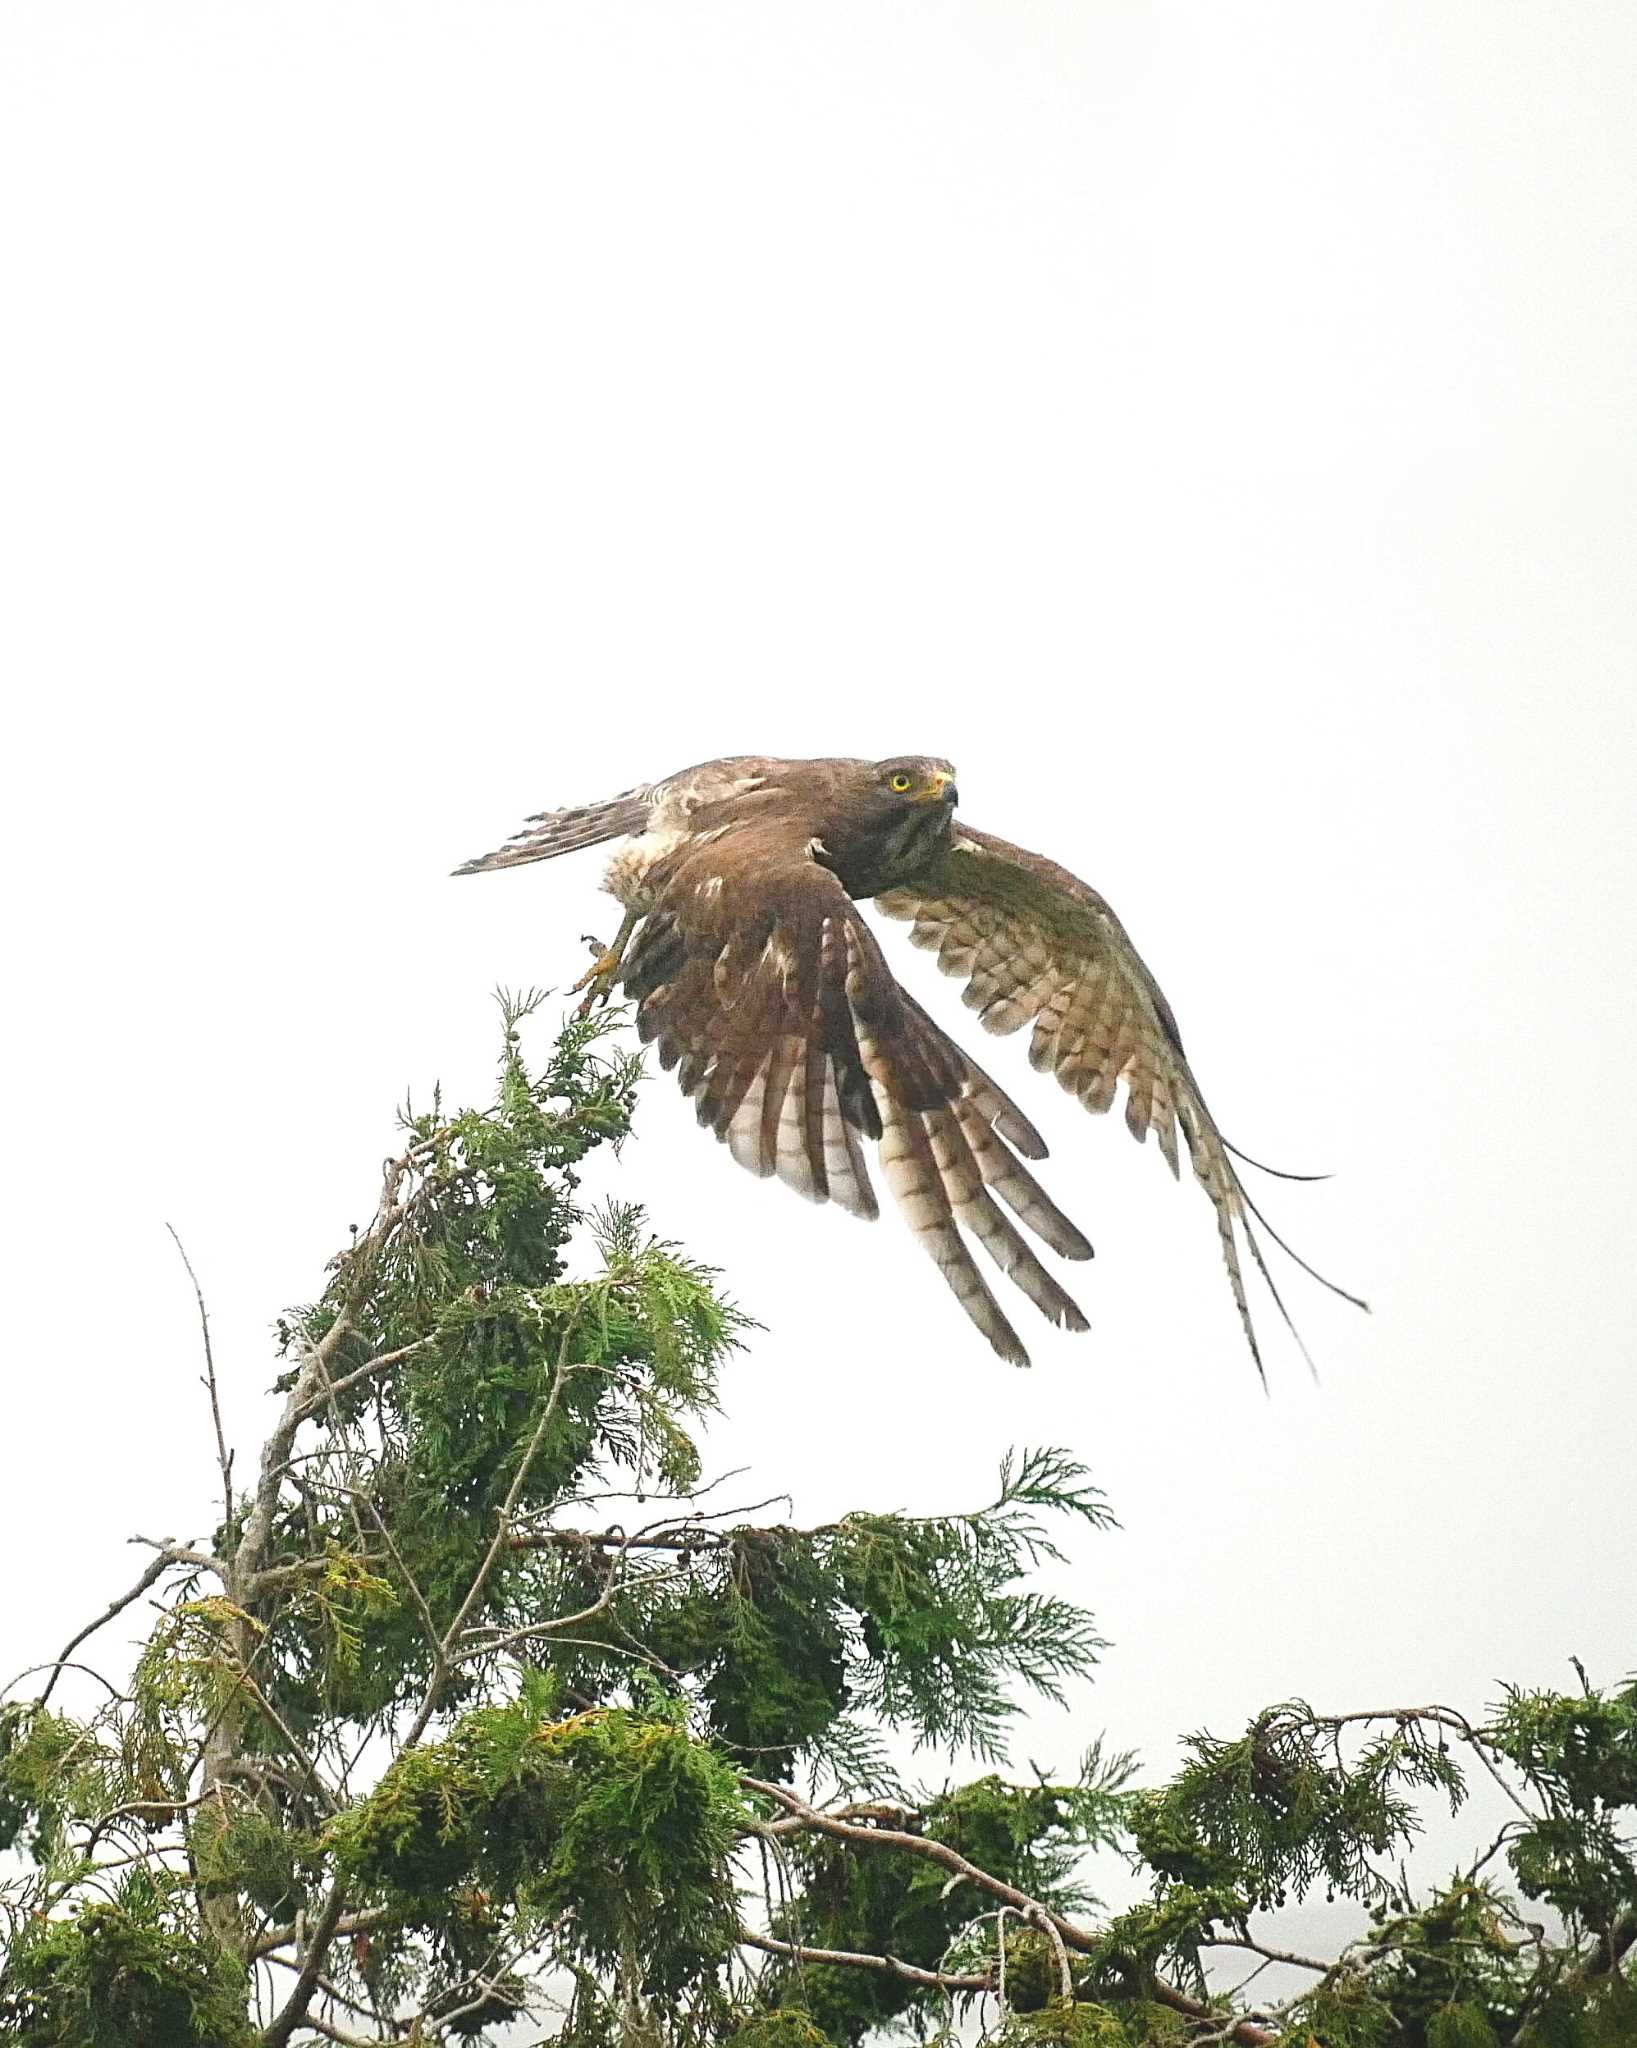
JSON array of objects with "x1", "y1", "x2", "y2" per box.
[
  {"x1": 622, "y1": 821, "x2": 1093, "y2": 1366},
  {"x1": 876, "y1": 826, "x2": 1362, "y2": 1376}
]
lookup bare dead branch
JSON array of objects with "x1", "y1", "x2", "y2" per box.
[
  {"x1": 260, "y1": 1884, "x2": 349, "y2": 2047},
  {"x1": 282, "y1": 2011, "x2": 390, "y2": 2048},
  {"x1": 1566, "y1": 1907, "x2": 1637, "y2": 1989},
  {"x1": 251, "y1": 1905, "x2": 399, "y2": 1962},
  {"x1": 201, "y1": 1140, "x2": 430, "y2": 1968},
  {"x1": 736, "y1": 1922, "x2": 990, "y2": 1992},
  {"x1": 130, "y1": 1534, "x2": 226, "y2": 1577},
  {"x1": 742, "y1": 1776, "x2": 1081, "y2": 1939},
  {"x1": 508, "y1": 1496, "x2": 816, "y2": 1556},
  {"x1": 258, "y1": 1950, "x2": 398, "y2": 2034},
  {"x1": 1029, "y1": 1901, "x2": 1075, "y2": 2003},
  {"x1": 739, "y1": 1777, "x2": 1278, "y2": 2047}
]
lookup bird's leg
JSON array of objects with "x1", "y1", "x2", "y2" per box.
[{"x1": 570, "y1": 905, "x2": 640, "y2": 1015}]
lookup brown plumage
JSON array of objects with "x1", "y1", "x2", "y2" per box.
[{"x1": 455, "y1": 755, "x2": 1363, "y2": 1373}]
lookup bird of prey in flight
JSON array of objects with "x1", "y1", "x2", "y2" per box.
[{"x1": 456, "y1": 754, "x2": 1360, "y2": 1373}]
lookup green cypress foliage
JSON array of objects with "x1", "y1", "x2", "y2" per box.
[{"x1": 0, "y1": 1002, "x2": 1630, "y2": 2045}]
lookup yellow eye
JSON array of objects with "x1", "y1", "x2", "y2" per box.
[{"x1": 889, "y1": 772, "x2": 914, "y2": 793}]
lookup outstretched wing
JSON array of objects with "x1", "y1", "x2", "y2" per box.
[
  {"x1": 452, "y1": 787, "x2": 654, "y2": 874},
  {"x1": 876, "y1": 826, "x2": 1362, "y2": 1376},
  {"x1": 622, "y1": 821, "x2": 1093, "y2": 1366}
]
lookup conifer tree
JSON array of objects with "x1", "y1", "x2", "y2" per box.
[{"x1": 0, "y1": 1000, "x2": 1631, "y2": 2046}]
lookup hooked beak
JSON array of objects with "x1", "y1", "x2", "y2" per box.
[{"x1": 919, "y1": 769, "x2": 959, "y2": 806}]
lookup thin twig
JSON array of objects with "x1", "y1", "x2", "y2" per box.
[
  {"x1": 457, "y1": 1549, "x2": 695, "y2": 1666},
  {"x1": 303, "y1": 1477, "x2": 441, "y2": 1657},
  {"x1": 166, "y1": 1223, "x2": 234, "y2": 1532},
  {"x1": 399, "y1": 1322, "x2": 585, "y2": 1752},
  {"x1": 5, "y1": 1659, "x2": 126, "y2": 1706},
  {"x1": 233, "y1": 1670, "x2": 343, "y2": 1816},
  {"x1": 85, "y1": 1789, "x2": 215, "y2": 1847},
  {"x1": 1202, "y1": 1934, "x2": 1330, "y2": 1973},
  {"x1": 1280, "y1": 1704, "x2": 1537, "y2": 1822},
  {"x1": 35, "y1": 1556, "x2": 174, "y2": 1707},
  {"x1": 258, "y1": 1951, "x2": 398, "y2": 2033},
  {"x1": 312, "y1": 1337, "x2": 435, "y2": 1407}
]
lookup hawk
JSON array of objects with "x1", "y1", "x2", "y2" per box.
[{"x1": 456, "y1": 755, "x2": 1360, "y2": 1373}]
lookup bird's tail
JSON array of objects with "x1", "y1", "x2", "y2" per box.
[{"x1": 452, "y1": 788, "x2": 653, "y2": 875}]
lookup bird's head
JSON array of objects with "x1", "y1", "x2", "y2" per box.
[
  {"x1": 817, "y1": 755, "x2": 960, "y2": 896},
  {"x1": 871, "y1": 756, "x2": 960, "y2": 810}
]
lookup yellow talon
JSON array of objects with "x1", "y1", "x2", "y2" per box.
[
  {"x1": 570, "y1": 945, "x2": 623, "y2": 1014},
  {"x1": 568, "y1": 908, "x2": 640, "y2": 1015}
]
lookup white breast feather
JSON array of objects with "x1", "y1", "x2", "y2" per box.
[
  {"x1": 602, "y1": 770, "x2": 765, "y2": 910},
  {"x1": 602, "y1": 827, "x2": 690, "y2": 909}
]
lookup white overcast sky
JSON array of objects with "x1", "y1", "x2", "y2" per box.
[{"x1": 3, "y1": 0, "x2": 1634, "y2": 1940}]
